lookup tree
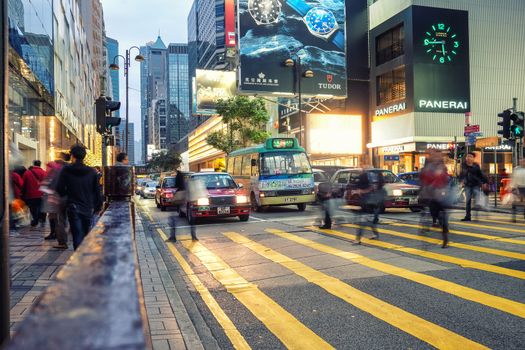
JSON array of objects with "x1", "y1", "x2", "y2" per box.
[
  {"x1": 206, "y1": 96, "x2": 271, "y2": 154},
  {"x1": 147, "y1": 149, "x2": 182, "y2": 172}
]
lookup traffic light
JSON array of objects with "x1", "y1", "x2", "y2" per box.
[
  {"x1": 497, "y1": 109, "x2": 511, "y2": 139},
  {"x1": 95, "y1": 96, "x2": 121, "y2": 134},
  {"x1": 457, "y1": 145, "x2": 466, "y2": 159},
  {"x1": 510, "y1": 111, "x2": 524, "y2": 139}
]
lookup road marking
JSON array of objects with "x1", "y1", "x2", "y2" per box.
[
  {"x1": 448, "y1": 220, "x2": 525, "y2": 234},
  {"x1": 227, "y1": 231, "x2": 488, "y2": 350},
  {"x1": 341, "y1": 224, "x2": 525, "y2": 261},
  {"x1": 268, "y1": 228, "x2": 525, "y2": 319},
  {"x1": 156, "y1": 229, "x2": 251, "y2": 350},
  {"x1": 305, "y1": 226, "x2": 525, "y2": 280},
  {"x1": 450, "y1": 216, "x2": 525, "y2": 227},
  {"x1": 390, "y1": 222, "x2": 525, "y2": 245},
  {"x1": 179, "y1": 238, "x2": 333, "y2": 349}
]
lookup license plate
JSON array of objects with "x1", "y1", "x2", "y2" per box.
[
  {"x1": 284, "y1": 197, "x2": 298, "y2": 203},
  {"x1": 217, "y1": 207, "x2": 230, "y2": 214}
]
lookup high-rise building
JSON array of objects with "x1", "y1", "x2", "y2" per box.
[
  {"x1": 168, "y1": 44, "x2": 190, "y2": 145},
  {"x1": 106, "y1": 37, "x2": 120, "y2": 114}
]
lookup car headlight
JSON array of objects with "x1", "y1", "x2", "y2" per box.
[
  {"x1": 301, "y1": 188, "x2": 314, "y2": 195},
  {"x1": 392, "y1": 189, "x2": 403, "y2": 196},
  {"x1": 236, "y1": 195, "x2": 249, "y2": 204},
  {"x1": 197, "y1": 197, "x2": 210, "y2": 206}
]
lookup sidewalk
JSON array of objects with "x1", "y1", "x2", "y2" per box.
[{"x1": 9, "y1": 225, "x2": 73, "y2": 335}]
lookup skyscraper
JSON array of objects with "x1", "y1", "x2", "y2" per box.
[
  {"x1": 106, "y1": 37, "x2": 120, "y2": 115},
  {"x1": 168, "y1": 44, "x2": 189, "y2": 145}
]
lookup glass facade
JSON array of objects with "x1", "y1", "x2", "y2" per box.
[
  {"x1": 168, "y1": 44, "x2": 190, "y2": 144},
  {"x1": 106, "y1": 37, "x2": 120, "y2": 116}
]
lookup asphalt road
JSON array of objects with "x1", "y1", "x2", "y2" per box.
[{"x1": 137, "y1": 197, "x2": 525, "y2": 349}]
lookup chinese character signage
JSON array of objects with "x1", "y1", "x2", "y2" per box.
[{"x1": 237, "y1": 0, "x2": 347, "y2": 97}]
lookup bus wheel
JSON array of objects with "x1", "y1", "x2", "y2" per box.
[
  {"x1": 297, "y1": 203, "x2": 307, "y2": 211},
  {"x1": 251, "y1": 193, "x2": 262, "y2": 212}
]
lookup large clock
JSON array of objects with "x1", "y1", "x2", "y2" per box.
[
  {"x1": 423, "y1": 22, "x2": 460, "y2": 64},
  {"x1": 248, "y1": 0, "x2": 282, "y2": 25}
]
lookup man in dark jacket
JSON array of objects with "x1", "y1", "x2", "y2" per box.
[
  {"x1": 459, "y1": 152, "x2": 487, "y2": 221},
  {"x1": 56, "y1": 145, "x2": 102, "y2": 250}
]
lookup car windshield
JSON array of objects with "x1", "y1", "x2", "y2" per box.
[
  {"x1": 261, "y1": 152, "x2": 312, "y2": 175},
  {"x1": 370, "y1": 170, "x2": 402, "y2": 183},
  {"x1": 313, "y1": 172, "x2": 329, "y2": 182},
  {"x1": 193, "y1": 174, "x2": 237, "y2": 189},
  {"x1": 146, "y1": 182, "x2": 157, "y2": 187},
  {"x1": 163, "y1": 177, "x2": 176, "y2": 188}
]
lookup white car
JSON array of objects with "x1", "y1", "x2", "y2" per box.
[{"x1": 141, "y1": 181, "x2": 158, "y2": 199}]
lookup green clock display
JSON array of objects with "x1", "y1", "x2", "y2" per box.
[{"x1": 423, "y1": 22, "x2": 460, "y2": 64}]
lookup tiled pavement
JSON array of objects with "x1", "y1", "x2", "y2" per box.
[{"x1": 8, "y1": 225, "x2": 73, "y2": 336}]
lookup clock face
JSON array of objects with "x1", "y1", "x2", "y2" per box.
[
  {"x1": 304, "y1": 8, "x2": 337, "y2": 35},
  {"x1": 423, "y1": 22, "x2": 460, "y2": 64},
  {"x1": 248, "y1": 0, "x2": 281, "y2": 25}
]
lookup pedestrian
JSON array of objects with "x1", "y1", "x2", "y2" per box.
[
  {"x1": 317, "y1": 181, "x2": 333, "y2": 229},
  {"x1": 459, "y1": 152, "x2": 487, "y2": 221},
  {"x1": 166, "y1": 171, "x2": 198, "y2": 242},
  {"x1": 354, "y1": 164, "x2": 380, "y2": 244},
  {"x1": 22, "y1": 160, "x2": 47, "y2": 228},
  {"x1": 42, "y1": 152, "x2": 70, "y2": 247},
  {"x1": 10, "y1": 166, "x2": 26, "y2": 231},
  {"x1": 11, "y1": 166, "x2": 25, "y2": 200},
  {"x1": 510, "y1": 159, "x2": 525, "y2": 219},
  {"x1": 419, "y1": 150, "x2": 450, "y2": 248},
  {"x1": 56, "y1": 145, "x2": 103, "y2": 250},
  {"x1": 115, "y1": 152, "x2": 129, "y2": 166}
]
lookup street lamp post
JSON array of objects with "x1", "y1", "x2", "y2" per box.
[
  {"x1": 110, "y1": 47, "x2": 144, "y2": 155},
  {"x1": 284, "y1": 55, "x2": 313, "y2": 148}
]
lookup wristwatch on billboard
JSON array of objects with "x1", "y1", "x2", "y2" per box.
[
  {"x1": 248, "y1": 0, "x2": 282, "y2": 25},
  {"x1": 286, "y1": 0, "x2": 345, "y2": 51}
]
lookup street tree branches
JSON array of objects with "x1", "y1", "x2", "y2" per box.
[
  {"x1": 147, "y1": 149, "x2": 182, "y2": 172},
  {"x1": 206, "y1": 96, "x2": 270, "y2": 154}
]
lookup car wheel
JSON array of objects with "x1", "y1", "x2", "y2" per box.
[
  {"x1": 187, "y1": 204, "x2": 196, "y2": 225},
  {"x1": 297, "y1": 203, "x2": 307, "y2": 211},
  {"x1": 161, "y1": 206, "x2": 166, "y2": 212},
  {"x1": 410, "y1": 207, "x2": 422, "y2": 213},
  {"x1": 251, "y1": 193, "x2": 262, "y2": 212},
  {"x1": 239, "y1": 215, "x2": 249, "y2": 222}
]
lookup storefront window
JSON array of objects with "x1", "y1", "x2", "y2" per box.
[{"x1": 376, "y1": 24, "x2": 405, "y2": 66}]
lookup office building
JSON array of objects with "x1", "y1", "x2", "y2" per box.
[{"x1": 168, "y1": 44, "x2": 190, "y2": 145}]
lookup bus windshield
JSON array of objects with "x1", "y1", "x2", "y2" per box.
[{"x1": 261, "y1": 152, "x2": 312, "y2": 176}]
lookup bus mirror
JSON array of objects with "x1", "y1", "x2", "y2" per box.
[{"x1": 251, "y1": 159, "x2": 257, "y2": 167}]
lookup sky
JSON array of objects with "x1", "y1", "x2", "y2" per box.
[{"x1": 100, "y1": 0, "x2": 194, "y2": 142}]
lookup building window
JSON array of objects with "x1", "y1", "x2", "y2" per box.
[
  {"x1": 376, "y1": 24, "x2": 404, "y2": 66},
  {"x1": 376, "y1": 67, "x2": 406, "y2": 106}
]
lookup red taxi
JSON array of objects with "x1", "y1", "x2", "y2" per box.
[
  {"x1": 179, "y1": 172, "x2": 251, "y2": 224},
  {"x1": 155, "y1": 173, "x2": 192, "y2": 211}
]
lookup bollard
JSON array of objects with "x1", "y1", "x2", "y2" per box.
[{"x1": 104, "y1": 166, "x2": 135, "y2": 201}]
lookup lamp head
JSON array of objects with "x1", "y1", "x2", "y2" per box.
[
  {"x1": 109, "y1": 63, "x2": 120, "y2": 70},
  {"x1": 284, "y1": 58, "x2": 295, "y2": 67},
  {"x1": 303, "y1": 70, "x2": 314, "y2": 78},
  {"x1": 134, "y1": 54, "x2": 145, "y2": 62}
]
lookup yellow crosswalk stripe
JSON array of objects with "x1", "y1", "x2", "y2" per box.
[
  {"x1": 305, "y1": 226, "x2": 525, "y2": 280},
  {"x1": 227, "y1": 231, "x2": 488, "y2": 350},
  {"x1": 179, "y1": 238, "x2": 334, "y2": 349},
  {"x1": 390, "y1": 222, "x2": 525, "y2": 245},
  {"x1": 156, "y1": 229, "x2": 251, "y2": 350},
  {"x1": 268, "y1": 228, "x2": 525, "y2": 320},
  {"x1": 341, "y1": 224, "x2": 525, "y2": 261},
  {"x1": 449, "y1": 220, "x2": 525, "y2": 234},
  {"x1": 455, "y1": 217, "x2": 525, "y2": 227}
]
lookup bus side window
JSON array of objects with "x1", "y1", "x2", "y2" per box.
[
  {"x1": 251, "y1": 155, "x2": 259, "y2": 177},
  {"x1": 227, "y1": 157, "x2": 234, "y2": 173},
  {"x1": 242, "y1": 155, "x2": 251, "y2": 176},
  {"x1": 233, "y1": 156, "x2": 242, "y2": 176}
]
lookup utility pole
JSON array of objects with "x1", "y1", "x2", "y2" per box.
[
  {"x1": 513, "y1": 97, "x2": 519, "y2": 168},
  {"x1": 1, "y1": 0, "x2": 10, "y2": 345}
]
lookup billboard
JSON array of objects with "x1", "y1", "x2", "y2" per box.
[
  {"x1": 225, "y1": 0, "x2": 236, "y2": 47},
  {"x1": 194, "y1": 70, "x2": 236, "y2": 115},
  {"x1": 237, "y1": 0, "x2": 347, "y2": 97},
  {"x1": 306, "y1": 114, "x2": 362, "y2": 154},
  {"x1": 412, "y1": 6, "x2": 470, "y2": 113}
]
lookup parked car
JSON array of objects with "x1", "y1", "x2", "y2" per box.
[
  {"x1": 141, "y1": 181, "x2": 158, "y2": 199},
  {"x1": 155, "y1": 173, "x2": 193, "y2": 211},
  {"x1": 313, "y1": 165, "x2": 351, "y2": 179},
  {"x1": 398, "y1": 171, "x2": 420, "y2": 186},
  {"x1": 333, "y1": 168, "x2": 420, "y2": 212},
  {"x1": 179, "y1": 172, "x2": 251, "y2": 224},
  {"x1": 135, "y1": 178, "x2": 152, "y2": 195}
]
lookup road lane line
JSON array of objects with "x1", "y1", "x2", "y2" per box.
[
  {"x1": 267, "y1": 228, "x2": 525, "y2": 319},
  {"x1": 340, "y1": 224, "x2": 525, "y2": 261},
  {"x1": 448, "y1": 220, "x2": 525, "y2": 234},
  {"x1": 390, "y1": 222, "x2": 525, "y2": 245},
  {"x1": 305, "y1": 226, "x2": 525, "y2": 280},
  {"x1": 179, "y1": 238, "x2": 334, "y2": 349},
  {"x1": 156, "y1": 229, "x2": 251, "y2": 350},
  {"x1": 453, "y1": 217, "x2": 525, "y2": 227},
  {"x1": 226, "y1": 231, "x2": 488, "y2": 350}
]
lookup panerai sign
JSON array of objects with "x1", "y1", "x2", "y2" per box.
[
  {"x1": 375, "y1": 102, "x2": 406, "y2": 116},
  {"x1": 418, "y1": 100, "x2": 469, "y2": 110}
]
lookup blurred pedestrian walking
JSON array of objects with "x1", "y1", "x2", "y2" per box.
[
  {"x1": 56, "y1": 145, "x2": 102, "y2": 250},
  {"x1": 166, "y1": 171, "x2": 198, "y2": 242},
  {"x1": 317, "y1": 181, "x2": 333, "y2": 229},
  {"x1": 459, "y1": 152, "x2": 487, "y2": 221},
  {"x1": 419, "y1": 150, "x2": 450, "y2": 248},
  {"x1": 510, "y1": 159, "x2": 525, "y2": 219},
  {"x1": 22, "y1": 160, "x2": 47, "y2": 228},
  {"x1": 354, "y1": 163, "x2": 381, "y2": 244}
]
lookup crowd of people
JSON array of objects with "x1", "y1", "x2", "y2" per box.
[{"x1": 10, "y1": 145, "x2": 108, "y2": 250}]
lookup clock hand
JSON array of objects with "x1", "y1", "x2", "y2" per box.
[{"x1": 441, "y1": 42, "x2": 446, "y2": 55}]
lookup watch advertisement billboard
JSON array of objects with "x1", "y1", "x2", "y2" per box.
[
  {"x1": 412, "y1": 6, "x2": 470, "y2": 113},
  {"x1": 194, "y1": 69, "x2": 237, "y2": 115},
  {"x1": 237, "y1": 0, "x2": 347, "y2": 97}
]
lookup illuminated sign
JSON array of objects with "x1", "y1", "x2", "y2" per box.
[
  {"x1": 271, "y1": 138, "x2": 295, "y2": 149},
  {"x1": 194, "y1": 70, "x2": 236, "y2": 115},
  {"x1": 375, "y1": 102, "x2": 406, "y2": 117},
  {"x1": 225, "y1": 0, "x2": 236, "y2": 47},
  {"x1": 307, "y1": 114, "x2": 362, "y2": 155},
  {"x1": 418, "y1": 100, "x2": 468, "y2": 110}
]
